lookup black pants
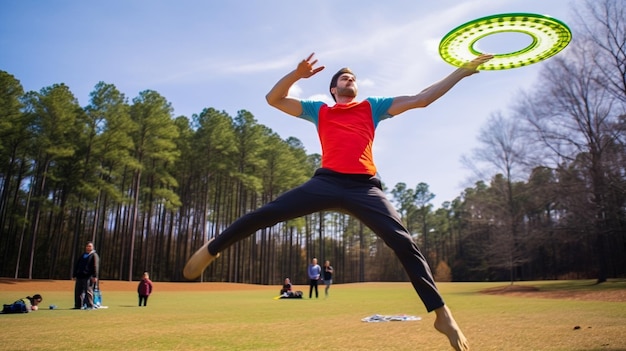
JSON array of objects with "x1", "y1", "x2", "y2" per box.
[
  {"x1": 138, "y1": 295, "x2": 149, "y2": 306},
  {"x1": 209, "y1": 168, "x2": 444, "y2": 312},
  {"x1": 309, "y1": 279, "x2": 319, "y2": 298},
  {"x1": 74, "y1": 278, "x2": 94, "y2": 309}
]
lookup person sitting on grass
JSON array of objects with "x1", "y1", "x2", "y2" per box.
[{"x1": 280, "y1": 278, "x2": 293, "y2": 297}]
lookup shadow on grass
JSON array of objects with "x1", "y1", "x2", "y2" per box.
[
  {"x1": 535, "y1": 279, "x2": 626, "y2": 293},
  {"x1": 479, "y1": 279, "x2": 626, "y2": 302},
  {"x1": 0, "y1": 279, "x2": 19, "y2": 286}
]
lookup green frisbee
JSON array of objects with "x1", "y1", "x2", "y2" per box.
[{"x1": 439, "y1": 13, "x2": 572, "y2": 70}]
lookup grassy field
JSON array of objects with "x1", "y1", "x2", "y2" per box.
[{"x1": 0, "y1": 279, "x2": 624, "y2": 351}]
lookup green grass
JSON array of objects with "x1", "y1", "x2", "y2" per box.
[{"x1": 1, "y1": 281, "x2": 625, "y2": 351}]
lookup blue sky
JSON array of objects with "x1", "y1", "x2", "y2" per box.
[{"x1": 0, "y1": 0, "x2": 579, "y2": 204}]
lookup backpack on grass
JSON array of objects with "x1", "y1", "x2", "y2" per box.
[{"x1": 280, "y1": 290, "x2": 303, "y2": 299}]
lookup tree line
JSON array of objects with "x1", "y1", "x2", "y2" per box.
[{"x1": 1, "y1": 0, "x2": 624, "y2": 285}]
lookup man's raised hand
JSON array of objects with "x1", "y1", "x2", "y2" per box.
[
  {"x1": 461, "y1": 53, "x2": 494, "y2": 75},
  {"x1": 296, "y1": 53, "x2": 325, "y2": 78}
]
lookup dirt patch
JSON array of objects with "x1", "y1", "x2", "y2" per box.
[
  {"x1": 481, "y1": 284, "x2": 626, "y2": 302},
  {"x1": 482, "y1": 285, "x2": 540, "y2": 294}
]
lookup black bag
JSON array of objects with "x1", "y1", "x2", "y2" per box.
[
  {"x1": 2, "y1": 299, "x2": 28, "y2": 314},
  {"x1": 281, "y1": 290, "x2": 303, "y2": 299}
]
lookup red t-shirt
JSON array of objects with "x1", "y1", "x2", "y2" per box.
[{"x1": 300, "y1": 97, "x2": 394, "y2": 175}]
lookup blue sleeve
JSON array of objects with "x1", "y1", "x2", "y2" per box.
[
  {"x1": 299, "y1": 100, "x2": 326, "y2": 126},
  {"x1": 366, "y1": 97, "x2": 394, "y2": 127}
]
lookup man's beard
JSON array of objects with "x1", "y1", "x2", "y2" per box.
[{"x1": 335, "y1": 86, "x2": 357, "y2": 98}]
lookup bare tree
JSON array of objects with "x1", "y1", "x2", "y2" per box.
[
  {"x1": 516, "y1": 29, "x2": 624, "y2": 282},
  {"x1": 577, "y1": 0, "x2": 626, "y2": 103},
  {"x1": 464, "y1": 113, "x2": 531, "y2": 283}
]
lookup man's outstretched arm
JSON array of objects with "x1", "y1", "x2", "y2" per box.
[
  {"x1": 387, "y1": 54, "x2": 493, "y2": 116},
  {"x1": 266, "y1": 53, "x2": 325, "y2": 117}
]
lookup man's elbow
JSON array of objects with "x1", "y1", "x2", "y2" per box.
[{"x1": 265, "y1": 93, "x2": 279, "y2": 107}]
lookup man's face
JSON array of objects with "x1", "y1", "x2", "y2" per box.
[
  {"x1": 333, "y1": 73, "x2": 357, "y2": 99},
  {"x1": 85, "y1": 243, "x2": 94, "y2": 253}
]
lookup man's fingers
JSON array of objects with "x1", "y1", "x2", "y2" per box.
[
  {"x1": 312, "y1": 66, "x2": 325, "y2": 74},
  {"x1": 476, "y1": 53, "x2": 494, "y2": 63}
]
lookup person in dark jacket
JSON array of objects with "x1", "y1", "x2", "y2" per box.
[
  {"x1": 73, "y1": 241, "x2": 100, "y2": 309},
  {"x1": 279, "y1": 277, "x2": 292, "y2": 296},
  {"x1": 137, "y1": 271, "x2": 153, "y2": 306},
  {"x1": 323, "y1": 260, "x2": 334, "y2": 297}
]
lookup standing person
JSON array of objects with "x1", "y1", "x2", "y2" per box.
[
  {"x1": 184, "y1": 52, "x2": 492, "y2": 351},
  {"x1": 323, "y1": 260, "x2": 334, "y2": 297},
  {"x1": 307, "y1": 258, "x2": 321, "y2": 299},
  {"x1": 73, "y1": 241, "x2": 100, "y2": 310},
  {"x1": 137, "y1": 271, "x2": 153, "y2": 307}
]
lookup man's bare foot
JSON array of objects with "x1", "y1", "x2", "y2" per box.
[
  {"x1": 183, "y1": 238, "x2": 220, "y2": 280},
  {"x1": 433, "y1": 305, "x2": 469, "y2": 351}
]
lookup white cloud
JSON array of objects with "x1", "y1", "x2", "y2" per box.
[
  {"x1": 288, "y1": 84, "x2": 303, "y2": 98},
  {"x1": 308, "y1": 93, "x2": 333, "y2": 106}
]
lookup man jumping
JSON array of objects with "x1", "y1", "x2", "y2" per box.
[{"x1": 184, "y1": 52, "x2": 492, "y2": 351}]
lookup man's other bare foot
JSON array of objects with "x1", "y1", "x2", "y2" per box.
[
  {"x1": 434, "y1": 305, "x2": 469, "y2": 351},
  {"x1": 183, "y1": 239, "x2": 219, "y2": 280}
]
